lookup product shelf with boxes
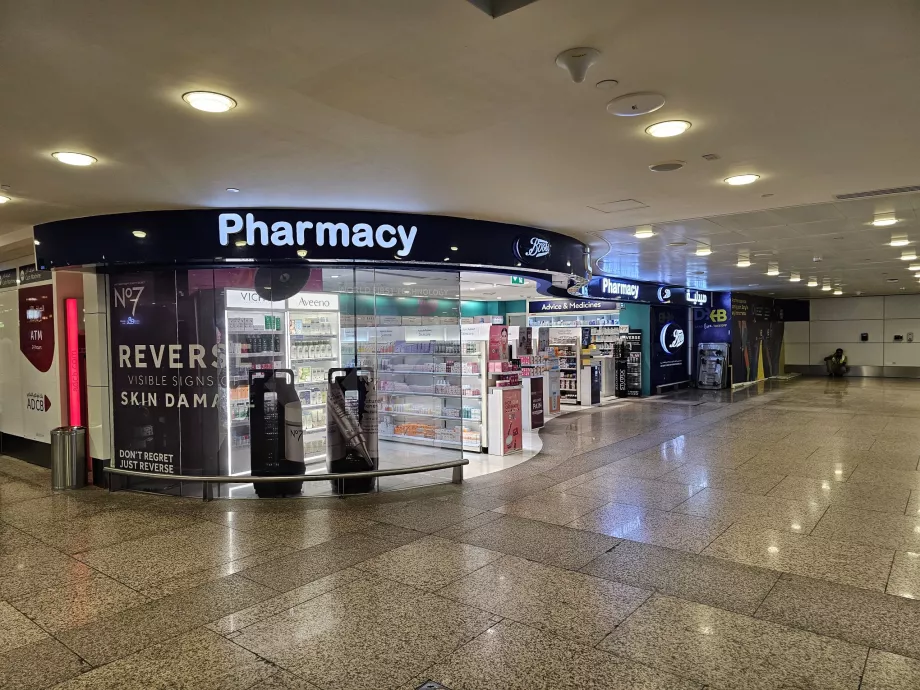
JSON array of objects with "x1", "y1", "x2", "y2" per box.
[
  {"x1": 224, "y1": 309, "x2": 284, "y2": 466},
  {"x1": 285, "y1": 296, "x2": 342, "y2": 460},
  {"x1": 342, "y1": 325, "x2": 487, "y2": 453}
]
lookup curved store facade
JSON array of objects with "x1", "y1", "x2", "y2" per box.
[{"x1": 24, "y1": 209, "x2": 708, "y2": 498}]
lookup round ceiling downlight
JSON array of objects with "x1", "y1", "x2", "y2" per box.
[
  {"x1": 0, "y1": 195, "x2": 10, "y2": 204},
  {"x1": 607, "y1": 92, "x2": 666, "y2": 117},
  {"x1": 182, "y1": 91, "x2": 237, "y2": 113},
  {"x1": 132, "y1": 230, "x2": 147, "y2": 238},
  {"x1": 52, "y1": 152, "x2": 96, "y2": 166},
  {"x1": 645, "y1": 120, "x2": 691, "y2": 138},
  {"x1": 724, "y1": 174, "x2": 760, "y2": 186},
  {"x1": 634, "y1": 225, "x2": 655, "y2": 239},
  {"x1": 649, "y1": 160, "x2": 685, "y2": 172}
]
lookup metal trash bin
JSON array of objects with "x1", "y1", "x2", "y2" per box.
[{"x1": 51, "y1": 427, "x2": 87, "y2": 490}]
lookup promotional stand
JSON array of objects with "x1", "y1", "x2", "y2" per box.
[
  {"x1": 521, "y1": 376, "x2": 544, "y2": 431},
  {"x1": 487, "y1": 387, "x2": 523, "y2": 455},
  {"x1": 326, "y1": 368, "x2": 378, "y2": 494},
  {"x1": 248, "y1": 369, "x2": 304, "y2": 497},
  {"x1": 697, "y1": 343, "x2": 730, "y2": 389}
]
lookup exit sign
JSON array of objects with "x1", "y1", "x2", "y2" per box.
[{"x1": 510, "y1": 276, "x2": 525, "y2": 286}]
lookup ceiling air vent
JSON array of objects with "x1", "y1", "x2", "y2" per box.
[
  {"x1": 835, "y1": 185, "x2": 920, "y2": 200},
  {"x1": 649, "y1": 160, "x2": 685, "y2": 172}
]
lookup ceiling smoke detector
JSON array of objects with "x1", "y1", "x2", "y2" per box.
[
  {"x1": 607, "y1": 92, "x2": 666, "y2": 117},
  {"x1": 649, "y1": 160, "x2": 685, "y2": 173},
  {"x1": 555, "y1": 47, "x2": 600, "y2": 84}
]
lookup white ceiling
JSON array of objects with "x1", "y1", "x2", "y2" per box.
[
  {"x1": 596, "y1": 192, "x2": 920, "y2": 298},
  {"x1": 2, "y1": 0, "x2": 920, "y2": 296}
]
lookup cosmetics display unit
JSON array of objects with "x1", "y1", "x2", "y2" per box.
[
  {"x1": 342, "y1": 324, "x2": 486, "y2": 452},
  {"x1": 224, "y1": 291, "x2": 341, "y2": 475}
]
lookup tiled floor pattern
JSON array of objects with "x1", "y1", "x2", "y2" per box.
[{"x1": 7, "y1": 377, "x2": 920, "y2": 687}]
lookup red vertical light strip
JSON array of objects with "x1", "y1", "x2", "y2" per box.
[{"x1": 65, "y1": 298, "x2": 82, "y2": 426}]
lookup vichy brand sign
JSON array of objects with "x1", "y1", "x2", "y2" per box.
[{"x1": 218, "y1": 213, "x2": 418, "y2": 257}]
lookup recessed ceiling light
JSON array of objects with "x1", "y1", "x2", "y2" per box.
[
  {"x1": 872, "y1": 214, "x2": 898, "y2": 227},
  {"x1": 822, "y1": 284, "x2": 832, "y2": 291},
  {"x1": 329, "y1": 274, "x2": 340, "y2": 278},
  {"x1": 450, "y1": 246, "x2": 458, "y2": 251},
  {"x1": 724, "y1": 174, "x2": 760, "y2": 186},
  {"x1": 403, "y1": 282, "x2": 416, "y2": 285},
  {"x1": 0, "y1": 195, "x2": 10, "y2": 204},
  {"x1": 807, "y1": 277, "x2": 818, "y2": 287},
  {"x1": 182, "y1": 91, "x2": 237, "y2": 113},
  {"x1": 737, "y1": 253, "x2": 751, "y2": 268},
  {"x1": 296, "y1": 249, "x2": 307, "y2": 258},
  {"x1": 767, "y1": 262, "x2": 779, "y2": 276},
  {"x1": 595, "y1": 79, "x2": 619, "y2": 89},
  {"x1": 695, "y1": 246, "x2": 712, "y2": 256},
  {"x1": 444, "y1": 258, "x2": 449, "y2": 261},
  {"x1": 645, "y1": 120, "x2": 691, "y2": 138},
  {"x1": 834, "y1": 289, "x2": 843, "y2": 295},
  {"x1": 909, "y1": 265, "x2": 920, "y2": 272},
  {"x1": 33, "y1": 239, "x2": 40, "y2": 246},
  {"x1": 234, "y1": 239, "x2": 246, "y2": 247},
  {"x1": 667, "y1": 241, "x2": 687, "y2": 247},
  {"x1": 403, "y1": 290, "x2": 409, "y2": 294},
  {"x1": 902, "y1": 251, "x2": 918, "y2": 261},
  {"x1": 789, "y1": 272, "x2": 801, "y2": 282},
  {"x1": 634, "y1": 225, "x2": 654, "y2": 239},
  {"x1": 132, "y1": 230, "x2": 147, "y2": 238},
  {"x1": 890, "y1": 235, "x2": 909, "y2": 247},
  {"x1": 226, "y1": 187, "x2": 240, "y2": 193},
  {"x1": 52, "y1": 152, "x2": 96, "y2": 166},
  {"x1": 748, "y1": 283, "x2": 760, "y2": 287}
]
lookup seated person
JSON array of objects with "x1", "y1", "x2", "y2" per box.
[{"x1": 824, "y1": 348, "x2": 849, "y2": 376}]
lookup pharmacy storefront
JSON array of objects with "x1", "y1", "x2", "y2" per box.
[{"x1": 35, "y1": 209, "x2": 590, "y2": 497}]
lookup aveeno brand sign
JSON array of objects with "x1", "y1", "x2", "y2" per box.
[{"x1": 219, "y1": 213, "x2": 418, "y2": 257}]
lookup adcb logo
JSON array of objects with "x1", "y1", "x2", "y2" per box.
[{"x1": 26, "y1": 393, "x2": 51, "y2": 412}]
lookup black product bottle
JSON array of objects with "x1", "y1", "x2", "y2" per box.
[{"x1": 249, "y1": 369, "x2": 304, "y2": 497}]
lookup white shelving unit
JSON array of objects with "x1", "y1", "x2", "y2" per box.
[
  {"x1": 342, "y1": 324, "x2": 486, "y2": 453},
  {"x1": 285, "y1": 293, "x2": 341, "y2": 463}
]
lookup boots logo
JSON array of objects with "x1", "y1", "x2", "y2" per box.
[
  {"x1": 514, "y1": 235, "x2": 552, "y2": 265},
  {"x1": 26, "y1": 392, "x2": 51, "y2": 412},
  {"x1": 659, "y1": 322, "x2": 685, "y2": 355}
]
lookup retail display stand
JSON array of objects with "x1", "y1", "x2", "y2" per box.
[
  {"x1": 248, "y1": 369, "x2": 304, "y2": 497},
  {"x1": 549, "y1": 326, "x2": 580, "y2": 404},
  {"x1": 326, "y1": 368, "x2": 378, "y2": 494},
  {"x1": 697, "y1": 342, "x2": 729, "y2": 389},
  {"x1": 614, "y1": 329, "x2": 643, "y2": 397},
  {"x1": 486, "y1": 324, "x2": 523, "y2": 455},
  {"x1": 347, "y1": 325, "x2": 485, "y2": 452},
  {"x1": 286, "y1": 294, "x2": 341, "y2": 465}
]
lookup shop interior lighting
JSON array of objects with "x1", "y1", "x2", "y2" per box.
[
  {"x1": 645, "y1": 120, "x2": 691, "y2": 138},
  {"x1": 822, "y1": 282, "x2": 832, "y2": 291},
  {"x1": 766, "y1": 262, "x2": 779, "y2": 276},
  {"x1": 450, "y1": 246, "x2": 458, "y2": 251},
  {"x1": 33, "y1": 239, "x2": 40, "y2": 245},
  {"x1": 903, "y1": 250, "x2": 918, "y2": 261},
  {"x1": 52, "y1": 152, "x2": 97, "y2": 166},
  {"x1": 634, "y1": 225, "x2": 654, "y2": 239},
  {"x1": 872, "y1": 214, "x2": 898, "y2": 227},
  {"x1": 132, "y1": 230, "x2": 147, "y2": 238},
  {"x1": 807, "y1": 277, "x2": 818, "y2": 287},
  {"x1": 891, "y1": 235, "x2": 910, "y2": 247},
  {"x1": 296, "y1": 249, "x2": 307, "y2": 258},
  {"x1": 695, "y1": 245, "x2": 712, "y2": 256},
  {"x1": 789, "y1": 271, "x2": 801, "y2": 282},
  {"x1": 737, "y1": 253, "x2": 751, "y2": 268},
  {"x1": 234, "y1": 239, "x2": 246, "y2": 247},
  {"x1": 182, "y1": 91, "x2": 237, "y2": 113},
  {"x1": 724, "y1": 174, "x2": 760, "y2": 186},
  {"x1": 402, "y1": 282, "x2": 416, "y2": 285}
]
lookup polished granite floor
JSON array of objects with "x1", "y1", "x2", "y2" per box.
[{"x1": 6, "y1": 377, "x2": 920, "y2": 687}]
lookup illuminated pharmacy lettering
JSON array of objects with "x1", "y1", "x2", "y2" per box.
[{"x1": 218, "y1": 213, "x2": 417, "y2": 257}]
